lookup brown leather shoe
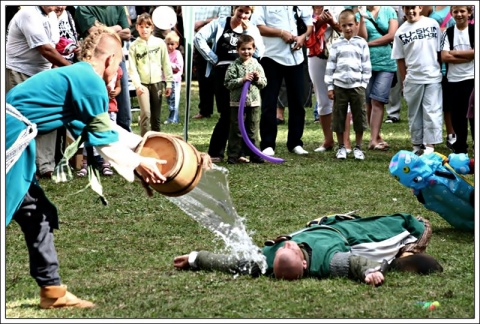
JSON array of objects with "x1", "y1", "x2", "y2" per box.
[{"x1": 40, "y1": 285, "x2": 95, "y2": 309}]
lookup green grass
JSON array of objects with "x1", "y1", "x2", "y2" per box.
[{"x1": 5, "y1": 81, "x2": 476, "y2": 319}]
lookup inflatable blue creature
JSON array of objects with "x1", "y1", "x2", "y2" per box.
[{"x1": 389, "y1": 151, "x2": 474, "y2": 231}]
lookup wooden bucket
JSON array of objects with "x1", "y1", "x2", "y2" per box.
[{"x1": 135, "y1": 132, "x2": 203, "y2": 197}]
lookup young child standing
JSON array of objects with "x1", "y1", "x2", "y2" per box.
[
  {"x1": 77, "y1": 66, "x2": 122, "y2": 177},
  {"x1": 325, "y1": 9, "x2": 371, "y2": 160},
  {"x1": 164, "y1": 30, "x2": 184, "y2": 125},
  {"x1": 128, "y1": 13, "x2": 173, "y2": 136},
  {"x1": 392, "y1": 6, "x2": 443, "y2": 155},
  {"x1": 224, "y1": 34, "x2": 267, "y2": 164},
  {"x1": 440, "y1": 5, "x2": 474, "y2": 154}
]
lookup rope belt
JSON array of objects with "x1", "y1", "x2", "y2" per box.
[{"x1": 6, "y1": 104, "x2": 38, "y2": 174}]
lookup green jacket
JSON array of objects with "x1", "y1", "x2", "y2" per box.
[
  {"x1": 224, "y1": 57, "x2": 267, "y2": 107},
  {"x1": 190, "y1": 213, "x2": 426, "y2": 282},
  {"x1": 128, "y1": 36, "x2": 174, "y2": 89},
  {"x1": 75, "y1": 6, "x2": 130, "y2": 39}
]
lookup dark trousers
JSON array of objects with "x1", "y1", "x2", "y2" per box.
[
  {"x1": 259, "y1": 57, "x2": 306, "y2": 151},
  {"x1": 207, "y1": 65, "x2": 231, "y2": 158},
  {"x1": 195, "y1": 53, "x2": 215, "y2": 117},
  {"x1": 227, "y1": 106, "x2": 260, "y2": 158},
  {"x1": 13, "y1": 182, "x2": 61, "y2": 287},
  {"x1": 445, "y1": 79, "x2": 474, "y2": 153},
  {"x1": 116, "y1": 60, "x2": 132, "y2": 132}
]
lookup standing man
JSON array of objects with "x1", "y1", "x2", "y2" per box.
[
  {"x1": 191, "y1": 6, "x2": 232, "y2": 119},
  {"x1": 251, "y1": 6, "x2": 313, "y2": 156},
  {"x1": 75, "y1": 5, "x2": 133, "y2": 132},
  {"x1": 6, "y1": 6, "x2": 72, "y2": 179}
]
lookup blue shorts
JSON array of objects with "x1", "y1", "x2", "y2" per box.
[{"x1": 366, "y1": 71, "x2": 395, "y2": 104}]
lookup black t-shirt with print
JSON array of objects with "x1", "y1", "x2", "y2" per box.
[{"x1": 215, "y1": 17, "x2": 241, "y2": 62}]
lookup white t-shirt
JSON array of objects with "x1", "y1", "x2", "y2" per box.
[
  {"x1": 251, "y1": 6, "x2": 312, "y2": 66},
  {"x1": 391, "y1": 16, "x2": 442, "y2": 84},
  {"x1": 6, "y1": 6, "x2": 56, "y2": 76},
  {"x1": 441, "y1": 26, "x2": 474, "y2": 82}
]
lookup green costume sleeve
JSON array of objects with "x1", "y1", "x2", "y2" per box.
[
  {"x1": 195, "y1": 251, "x2": 259, "y2": 276},
  {"x1": 330, "y1": 252, "x2": 382, "y2": 283}
]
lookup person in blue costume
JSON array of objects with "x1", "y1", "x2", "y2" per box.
[
  {"x1": 389, "y1": 150, "x2": 474, "y2": 231},
  {"x1": 174, "y1": 213, "x2": 443, "y2": 284},
  {"x1": 6, "y1": 25, "x2": 168, "y2": 309}
]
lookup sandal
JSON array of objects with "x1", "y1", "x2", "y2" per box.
[
  {"x1": 77, "y1": 167, "x2": 87, "y2": 177},
  {"x1": 101, "y1": 162, "x2": 113, "y2": 176},
  {"x1": 368, "y1": 143, "x2": 389, "y2": 151}
]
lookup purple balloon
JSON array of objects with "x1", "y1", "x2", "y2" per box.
[{"x1": 238, "y1": 80, "x2": 285, "y2": 163}]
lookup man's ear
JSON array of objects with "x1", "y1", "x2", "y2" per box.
[{"x1": 302, "y1": 259, "x2": 307, "y2": 270}]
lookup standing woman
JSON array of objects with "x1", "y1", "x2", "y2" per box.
[
  {"x1": 194, "y1": 5, "x2": 264, "y2": 163},
  {"x1": 357, "y1": 6, "x2": 398, "y2": 151},
  {"x1": 307, "y1": 5, "x2": 353, "y2": 153}
]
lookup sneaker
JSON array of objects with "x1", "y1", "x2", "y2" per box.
[
  {"x1": 353, "y1": 146, "x2": 365, "y2": 160},
  {"x1": 262, "y1": 147, "x2": 275, "y2": 156},
  {"x1": 292, "y1": 146, "x2": 309, "y2": 155},
  {"x1": 313, "y1": 118, "x2": 320, "y2": 124},
  {"x1": 192, "y1": 113, "x2": 207, "y2": 119},
  {"x1": 446, "y1": 133, "x2": 457, "y2": 151},
  {"x1": 412, "y1": 144, "x2": 425, "y2": 156},
  {"x1": 423, "y1": 146, "x2": 435, "y2": 155},
  {"x1": 164, "y1": 120, "x2": 171, "y2": 125},
  {"x1": 336, "y1": 146, "x2": 347, "y2": 159},
  {"x1": 385, "y1": 116, "x2": 400, "y2": 123}
]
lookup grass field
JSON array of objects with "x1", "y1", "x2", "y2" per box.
[{"x1": 4, "y1": 81, "x2": 477, "y2": 320}]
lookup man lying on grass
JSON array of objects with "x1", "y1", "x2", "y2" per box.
[{"x1": 174, "y1": 213, "x2": 443, "y2": 285}]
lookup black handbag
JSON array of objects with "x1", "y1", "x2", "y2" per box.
[{"x1": 293, "y1": 6, "x2": 307, "y2": 35}]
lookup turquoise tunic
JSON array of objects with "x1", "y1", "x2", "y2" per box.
[
  {"x1": 356, "y1": 7, "x2": 398, "y2": 72},
  {"x1": 262, "y1": 213, "x2": 425, "y2": 278},
  {"x1": 6, "y1": 62, "x2": 119, "y2": 225}
]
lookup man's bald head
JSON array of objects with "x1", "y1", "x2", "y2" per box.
[
  {"x1": 272, "y1": 241, "x2": 306, "y2": 280},
  {"x1": 273, "y1": 253, "x2": 304, "y2": 280}
]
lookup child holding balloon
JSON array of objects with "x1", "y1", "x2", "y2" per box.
[{"x1": 224, "y1": 34, "x2": 267, "y2": 164}]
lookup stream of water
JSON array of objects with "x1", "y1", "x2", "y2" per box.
[{"x1": 165, "y1": 164, "x2": 267, "y2": 275}]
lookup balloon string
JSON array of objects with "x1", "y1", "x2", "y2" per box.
[{"x1": 238, "y1": 80, "x2": 285, "y2": 163}]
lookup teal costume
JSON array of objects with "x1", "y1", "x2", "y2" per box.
[
  {"x1": 389, "y1": 150, "x2": 474, "y2": 231},
  {"x1": 6, "y1": 62, "x2": 118, "y2": 225}
]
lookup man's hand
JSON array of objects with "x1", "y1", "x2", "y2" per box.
[
  {"x1": 164, "y1": 88, "x2": 172, "y2": 97},
  {"x1": 174, "y1": 255, "x2": 190, "y2": 269},
  {"x1": 365, "y1": 271, "x2": 384, "y2": 286}
]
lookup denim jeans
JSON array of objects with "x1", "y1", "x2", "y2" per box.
[{"x1": 166, "y1": 81, "x2": 181, "y2": 123}]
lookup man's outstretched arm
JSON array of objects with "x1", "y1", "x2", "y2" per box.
[
  {"x1": 330, "y1": 252, "x2": 386, "y2": 286},
  {"x1": 174, "y1": 251, "x2": 255, "y2": 275}
]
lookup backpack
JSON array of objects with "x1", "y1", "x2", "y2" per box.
[
  {"x1": 446, "y1": 23, "x2": 474, "y2": 50},
  {"x1": 305, "y1": 21, "x2": 340, "y2": 59},
  {"x1": 389, "y1": 151, "x2": 474, "y2": 231}
]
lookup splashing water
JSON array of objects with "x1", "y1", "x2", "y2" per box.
[{"x1": 165, "y1": 164, "x2": 267, "y2": 275}]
